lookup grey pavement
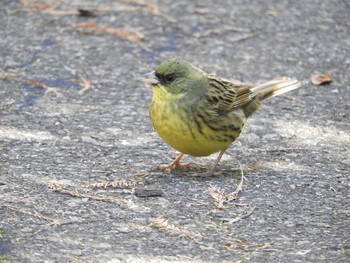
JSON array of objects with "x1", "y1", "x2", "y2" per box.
[{"x1": 0, "y1": 0, "x2": 349, "y2": 262}]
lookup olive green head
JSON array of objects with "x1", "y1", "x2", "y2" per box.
[{"x1": 152, "y1": 58, "x2": 208, "y2": 97}]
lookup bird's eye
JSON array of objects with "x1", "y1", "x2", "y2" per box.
[{"x1": 164, "y1": 74, "x2": 175, "y2": 84}]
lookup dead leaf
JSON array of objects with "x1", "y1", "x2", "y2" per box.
[{"x1": 310, "y1": 73, "x2": 332, "y2": 85}]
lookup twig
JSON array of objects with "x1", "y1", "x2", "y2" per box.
[
  {"x1": 226, "y1": 162, "x2": 245, "y2": 201},
  {"x1": 193, "y1": 27, "x2": 250, "y2": 38},
  {"x1": 74, "y1": 22, "x2": 145, "y2": 44},
  {"x1": 78, "y1": 76, "x2": 94, "y2": 96},
  {"x1": 208, "y1": 186, "x2": 226, "y2": 209},
  {"x1": 53, "y1": 188, "x2": 122, "y2": 204},
  {"x1": 88, "y1": 177, "x2": 145, "y2": 189},
  {"x1": 0, "y1": 72, "x2": 63, "y2": 97},
  {"x1": 51, "y1": 186, "x2": 142, "y2": 211},
  {"x1": 228, "y1": 206, "x2": 256, "y2": 224},
  {"x1": 0, "y1": 205, "x2": 81, "y2": 226},
  {"x1": 208, "y1": 161, "x2": 245, "y2": 209},
  {"x1": 252, "y1": 147, "x2": 305, "y2": 152},
  {"x1": 149, "y1": 216, "x2": 202, "y2": 240},
  {"x1": 1, "y1": 205, "x2": 55, "y2": 223},
  {"x1": 49, "y1": 179, "x2": 145, "y2": 210}
]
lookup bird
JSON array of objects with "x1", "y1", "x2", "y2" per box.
[{"x1": 145, "y1": 58, "x2": 301, "y2": 176}]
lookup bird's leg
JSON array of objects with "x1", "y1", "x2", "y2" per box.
[
  {"x1": 207, "y1": 148, "x2": 226, "y2": 175},
  {"x1": 159, "y1": 153, "x2": 190, "y2": 170},
  {"x1": 190, "y1": 148, "x2": 227, "y2": 177}
]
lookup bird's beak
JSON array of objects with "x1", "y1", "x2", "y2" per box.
[{"x1": 142, "y1": 71, "x2": 159, "y2": 86}]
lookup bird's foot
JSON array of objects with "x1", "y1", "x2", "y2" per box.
[
  {"x1": 159, "y1": 161, "x2": 191, "y2": 170},
  {"x1": 159, "y1": 153, "x2": 190, "y2": 170}
]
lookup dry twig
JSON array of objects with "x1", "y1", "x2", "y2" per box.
[
  {"x1": 208, "y1": 185, "x2": 227, "y2": 209},
  {"x1": 0, "y1": 205, "x2": 82, "y2": 226},
  {"x1": 223, "y1": 240, "x2": 271, "y2": 251},
  {"x1": 89, "y1": 177, "x2": 145, "y2": 189},
  {"x1": 19, "y1": 0, "x2": 173, "y2": 22},
  {"x1": 50, "y1": 184, "x2": 142, "y2": 211},
  {"x1": 228, "y1": 206, "x2": 256, "y2": 224},
  {"x1": 208, "y1": 162, "x2": 245, "y2": 209},
  {"x1": 74, "y1": 22, "x2": 144, "y2": 44},
  {"x1": 77, "y1": 76, "x2": 94, "y2": 96},
  {"x1": 226, "y1": 163, "x2": 245, "y2": 201},
  {"x1": 0, "y1": 71, "x2": 63, "y2": 97},
  {"x1": 149, "y1": 217, "x2": 202, "y2": 240},
  {"x1": 53, "y1": 188, "x2": 119, "y2": 203}
]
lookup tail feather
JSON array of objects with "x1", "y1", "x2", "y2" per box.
[{"x1": 249, "y1": 77, "x2": 301, "y2": 101}]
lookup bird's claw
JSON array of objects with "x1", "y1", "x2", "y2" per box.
[{"x1": 159, "y1": 162, "x2": 191, "y2": 170}]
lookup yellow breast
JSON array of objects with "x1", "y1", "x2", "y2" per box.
[{"x1": 149, "y1": 94, "x2": 235, "y2": 157}]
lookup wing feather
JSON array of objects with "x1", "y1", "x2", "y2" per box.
[
  {"x1": 206, "y1": 75, "x2": 256, "y2": 111},
  {"x1": 206, "y1": 75, "x2": 300, "y2": 112}
]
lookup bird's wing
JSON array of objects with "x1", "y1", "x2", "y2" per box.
[{"x1": 206, "y1": 75, "x2": 257, "y2": 112}]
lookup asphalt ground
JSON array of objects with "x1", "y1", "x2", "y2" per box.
[{"x1": 0, "y1": 0, "x2": 349, "y2": 262}]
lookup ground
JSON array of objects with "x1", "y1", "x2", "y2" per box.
[{"x1": 0, "y1": 0, "x2": 349, "y2": 262}]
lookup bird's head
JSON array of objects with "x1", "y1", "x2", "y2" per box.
[{"x1": 145, "y1": 58, "x2": 208, "y2": 101}]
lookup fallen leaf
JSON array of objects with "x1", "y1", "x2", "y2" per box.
[{"x1": 310, "y1": 73, "x2": 332, "y2": 85}]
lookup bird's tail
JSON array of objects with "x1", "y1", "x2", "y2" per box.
[{"x1": 249, "y1": 77, "x2": 301, "y2": 101}]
